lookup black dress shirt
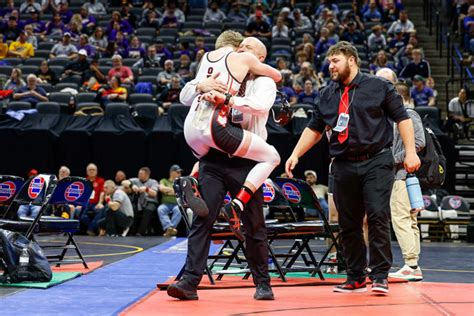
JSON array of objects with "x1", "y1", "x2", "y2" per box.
[{"x1": 308, "y1": 72, "x2": 409, "y2": 158}]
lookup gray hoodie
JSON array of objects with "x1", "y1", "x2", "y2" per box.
[{"x1": 392, "y1": 108, "x2": 426, "y2": 180}]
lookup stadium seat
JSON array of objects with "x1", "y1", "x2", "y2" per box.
[
  {"x1": 136, "y1": 28, "x2": 157, "y2": 37},
  {"x1": 159, "y1": 28, "x2": 178, "y2": 37},
  {"x1": 49, "y1": 92, "x2": 73, "y2": 108},
  {"x1": 129, "y1": 93, "x2": 154, "y2": 105},
  {"x1": 24, "y1": 57, "x2": 46, "y2": 66},
  {"x1": 0, "y1": 65, "x2": 13, "y2": 77},
  {"x1": 37, "y1": 41, "x2": 55, "y2": 50},
  {"x1": 61, "y1": 75, "x2": 83, "y2": 86},
  {"x1": 441, "y1": 195, "x2": 471, "y2": 240},
  {"x1": 141, "y1": 67, "x2": 163, "y2": 76},
  {"x1": 134, "y1": 103, "x2": 158, "y2": 119},
  {"x1": 49, "y1": 65, "x2": 65, "y2": 77},
  {"x1": 36, "y1": 102, "x2": 61, "y2": 114},
  {"x1": 7, "y1": 101, "x2": 32, "y2": 111},
  {"x1": 105, "y1": 103, "x2": 130, "y2": 118},
  {"x1": 37, "y1": 83, "x2": 53, "y2": 93},
  {"x1": 48, "y1": 58, "x2": 70, "y2": 67},
  {"x1": 76, "y1": 92, "x2": 98, "y2": 104}
]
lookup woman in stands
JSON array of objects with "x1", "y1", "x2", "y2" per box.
[
  {"x1": 89, "y1": 27, "x2": 108, "y2": 58},
  {"x1": 3, "y1": 68, "x2": 25, "y2": 91},
  {"x1": 46, "y1": 13, "x2": 65, "y2": 37},
  {"x1": 100, "y1": 75, "x2": 127, "y2": 106},
  {"x1": 35, "y1": 60, "x2": 58, "y2": 85},
  {"x1": 127, "y1": 36, "x2": 145, "y2": 60},
  {"x1": 106, "y1": 11, "x2": 133, "y2": 40}
]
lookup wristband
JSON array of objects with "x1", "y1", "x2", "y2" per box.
[
  {"x1": 105, "y1": 197, "x2": 111, "y2": 203},
  {"x1": 146, "y1": 187, "x2": 150, "y2": 193},
  {"x1": 223, "y1": 93, "x2": 232, "y2": 106}
]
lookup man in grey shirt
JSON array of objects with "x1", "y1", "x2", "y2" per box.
[
  {"x1": 129, "y1": 167, "x2": 159, "y2": 236},
  {"x1": 104, "y1": 180, "x2": 134, "y2": 237}
]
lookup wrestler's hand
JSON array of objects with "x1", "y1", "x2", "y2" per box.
[
  {"x1": 285, "y1": 155, "x2": 299, "y2": 178},
  {"x1": 197, "y1": 72, "x2": 227, "y2": 93},
  {"x1": 201, "y1": 90, "x2": 225, "y2": 105},
  {"x1": 404, "y1": 151, "x2": 421, "y2": 173}
]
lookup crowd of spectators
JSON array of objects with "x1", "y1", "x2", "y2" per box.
[{"x1": 0, "y1": 0, "x2": 442, "y2": 114}]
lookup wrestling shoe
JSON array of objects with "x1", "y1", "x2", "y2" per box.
[
  {"x1": 333, "y1": 278, "x2": 367, "y2": 293},
  {"x1": 167, "y1": 280, "x2": 198, "y2": 300},
  {"x1": 221, "y1": 202, "x2": 245, "y2": 241},
  {"x1": 177, "y1": 177, "x2": 209, "y2": 218},
  {"x1": 254, "y1": 283, "x2": 274, "y2": 300},
  {"x1": 389, "y1": 265, "x2": 423, "y2": 281},
  {"x1": 371, "y1": 278, "x2": 389, "y2": 295}
]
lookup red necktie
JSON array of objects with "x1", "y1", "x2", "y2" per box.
[{"x1": 337, "y1": 85, "x2": 351, "y2": 144}]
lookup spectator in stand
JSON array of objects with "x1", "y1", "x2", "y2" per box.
[
  {"x1": 272, "y1": 17, "x2": 289, "y2": 38},
  {"x1": 157, "y1": 76, "x2": 182, "y2": 110},
  {"x1": 277, "y1": 78, "x2": 297, "y2": 105},
  {"x1": 383, "y1": 0, "x2": 400, "y2": 23},
  {"x1": 426, "y1": 76, "x2": 438, "y2": 99},
  {"x1": 106, "y1": 11, "x2": 133, "y2": 39},
  {"x1": 315, "y1": 27, "x2": 337, "y2": 56},
  {"x1": 190, "y1": 49, "x2": 205, "y2": 76},
  {"x1": 79, "y1": 7, "x2": 97, "y2": 34},
  {"x1": 0, "y1": 34, "x2": 8, "y2": 59},
  {"x1": 276, "y1": 57, "x2": 289, "y2": 71},
  {"x1": 2, "y1": 16, "x2": 21, "y2": 41},
  {"x1": 108, "y1": 54, "x2": 134, "y2": 84},
  {"x1": 463, "y1": 6, "x2": 474, "y2": 52},
  {"x1": 194, "y1": 37, "x2": 208, "y2": 55},
  {"x1": 155, "y1": 39, "x2": 173, "y2": 66},
  {"x1": 83, "y1": 58, "x2": 106, "y2": 90},
  {"x1": 367, "y1": 24, "x2": 387, "y2": 52},
  {"x1": 66, "y1": 18, "x2": 83, "y2": 44},
  {"x1": 176, "y1": 54, "x2": 192, "y2": 82},
  {"x1": 133, "y1": 45, "x2": 161, "y2": 73},
  {"x1": 103, "y1": 180, "x2": 134, "y2": 237},
  {"x1": 203, "y1": 1, "x2": 226, "y2": 23},
  {"x1": 278, "y1": 7, "x2": 294, "y2": 28},
  {"x1": 50, "y1": 32, "x2": 78, "y2": 60},
  {"x1": 389, "y1": 27, "x2": 407, "y2": 55},
  {"x1": 77, "y1": 0, "x2": 102, "y2": 17},
  {"x1": 141, "y1": 2, "x2": 162, "y2": 22},
  {"x1": 387, "y1": 10, "x2": 415, "y2": 35},
  {"x1": 0, "y1": 0, "x2": 16, "y2": 18},
  {"x1": 363, "y1": 0, "x2": 382, "y2": 22},
  {"x1": 399, "y1": 48, "x2": 431, "y2": 80},
  {"x1": 127, "y1": 36, "x2": 145, "y2": 59},
  {"x1": 292, "y1": 8, "x2": 312, "y2": 30},
  {"x1": 297, "y1": 79, "x2": 320, "y2": 106},
  {"x1": 19, "y1": 0, "x2": 42, "y2": 16},
  {"x1": 17, "y1": 169, "x2": 41, "y2": 219},
  {"x1": 227, "y1": 2, "x2": 247, "y2": 23},
  {"x1": 100, "y1": 75, "x2": 128, "y2": 106},
  {"x1": 62, "y1": 49, "x2": 90, "y2": 82},
  {"x1": 447, "y1": 88, "x2": 470, "y2": 135},
  {"x1": 314, "y1": 8, "x2": 329, "y2": 34},
  {"x1": 8, "y1": 30, "x2": 34, "y2": 59},
  {"x1": 141, "y1": 10, "x2": 161, "y2": 28},
  {"x1": 161, "y1": 2, "x2": 185, "y2": 28},
  {"x1": 370, "y1": 50, "x2": 395, "y2": 74},
  {"x1": 46, "y1": 13, "x2": 65, "y2": 36},
  {"x1": 23, "y1": 25, "x2": 38, "y2": 50},
  {"x1": 115, "y1": 170, "x2": 127, "y2": 186},
  {"x1": 129, "y1": 167, "x2": 159, "y2": 236},
  {"x1": 120, "y1": 5, "x2": 137, "y2": 29},
  {"x1": 410, "y1": 75, "x2": 435, "y2": 107},
  {"x1": 157, "y1": 164, "x2": 183, "y2": 237},
  {"x1": 176, "y1": 41, "x2": 193, "y2": 58},
  {"x1": 245, "y1": 10, "x2": 271, "y2": 39},
  {"x1": 25, "y1": 9, "x2": 46, "y2": 39},
  {"x1": 77, "y1": 34, "x2": 96, "y2": 58},
  {"x1": 89, "y1": 27, "x2": 107, "y2": 58},
  {"x1": 315, "y1": 0, "x2": 339, "y2": 17},
  {"x1": 36, "y1": 60, "x2": 58, "y2": 84},
  {"x1": 326, "y1": 21, "x2": 339, "y2": 43},
  {"x1": 13, "y1": 74, "x2": 48, "y2": 106},
  {"x1": 3, "y1": 68, "x2": 25, "y2": 91},
  {"x1": 396, "y1": 43, "x2": 414, "y2": 72},
  {"x1": 340, "y1": 20, "x2": 365, "y2": 45},
  {"x1": 157, "y1": 59, "x2": 179, "y2": 90},
  {"x1": 78, "y1": 163, "x2": 105, "y2": 235},
  {"x1": 58, "y1": 1, "x2": 73, "y2": 24},
  {"x1": 304, "y1": 170, "x2": 329, "y2": 218},
  {"x1": 293, "y1": 62, "x2": 321, "y2": 92}
]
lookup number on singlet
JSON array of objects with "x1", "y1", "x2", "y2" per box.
[{"x1": 206, "y1": 67, "x2": 214, "y2": 78}]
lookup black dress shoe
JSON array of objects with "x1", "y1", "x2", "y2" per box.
[
  {"x1": 167, "y1": 280, "x2": 199, "y2": 300},
  {"x1": 254, "y1": 283, "x2": 274, "y2": 300}
]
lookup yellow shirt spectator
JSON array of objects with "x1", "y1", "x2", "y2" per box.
[
  {"x1": 0, "y1": 43, "x2": 8, "y2": 59},
  {"x1": 8, "y1": 32, "x2": 34, "y2": 59}
]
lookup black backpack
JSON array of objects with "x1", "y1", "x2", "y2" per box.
[
  {"x1": 0, "y1": 229, "x2": 52, "y2": 283},
  {"x1": 415, "y1": 123, "x2": 446, "y2": 190}
]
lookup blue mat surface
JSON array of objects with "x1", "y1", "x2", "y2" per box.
[{"x1": 0, "y1": 238, "x2": 194, "y2": 315}]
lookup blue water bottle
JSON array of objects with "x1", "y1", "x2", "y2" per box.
[{"x1": 406, "y1": 174, "x2": 424, "y2": 211}]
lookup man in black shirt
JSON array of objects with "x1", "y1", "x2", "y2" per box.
[
  {"x1": 245, "y1": 10, "x2": 271, "y2": 39},
  {"x1": 285, "y1": 41, "x2": 420, "y2": 295}
]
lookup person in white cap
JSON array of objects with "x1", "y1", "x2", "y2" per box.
[
  {"x1": 62, "y1": 49, "x2": 90, "y2": 81},
  {"x1": 50, "y1": 32, "x2": 78, "y2": 60}
]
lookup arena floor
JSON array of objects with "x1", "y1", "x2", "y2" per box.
[{"x1": 0, "y1": 235, "x2": 472, "y2": 315}]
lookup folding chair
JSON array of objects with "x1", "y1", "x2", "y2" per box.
[
  {"x1": 0, "y1": 175, "x2": 93, "y2": 268},
  {"x1": 274, "y1": 177, "x2": 344, "y2": 277},
  {"x1": 0, "y1": 176, "x2": 25, "y2": 217},
  {"x1": 441, "y1": 195, "x2": 471, "y2": 240}
]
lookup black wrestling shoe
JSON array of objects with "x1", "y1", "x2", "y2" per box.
[
  {"x1": 221, "y1": 202, "x2": 244, "y2": 241},
  {"x1": 371, "y1": 278, "x2": 389, "y2": 295},
  {"x1": 167, "y1": 280, "x2": 199, "y2": 300},
  {"x1": 179, "y1": 177, "x2": 209, "y2": 218},
  {"x1": 254, "y1": 283, "x2": 275, "y2": 300}
]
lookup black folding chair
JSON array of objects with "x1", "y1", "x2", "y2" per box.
[{"x1": 0, "y1": 175, "x2": 93, "y2": 268}]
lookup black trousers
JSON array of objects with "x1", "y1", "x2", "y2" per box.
[
  {"x1": 183, "y1": 149, "x2": 270, "y2": 288},
  {"x1": 137, "y1": 201, "x2": 158, "y2": 235},
  {"x1": 105, "y1": 207, "x2": 133, "y2": 235},
  {"x1": 332, "y1": 150, "x2": 394, "y2": 281}
]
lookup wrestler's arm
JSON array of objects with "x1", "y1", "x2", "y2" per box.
[
  {"x1": 240, "y1": 52, "x2": 282, "y2": 83},
  {"x1": 230, "y1": 77, "x2": 276, "y2": 114}
]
